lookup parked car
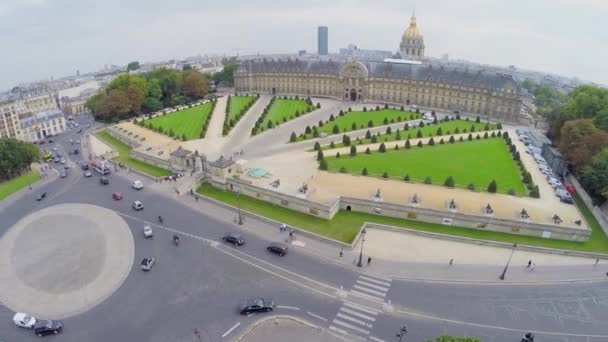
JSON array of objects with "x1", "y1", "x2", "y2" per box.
[
  {"x1": 84, "y1": 171, "x2": 92, "y2": 177},
  {"x1": 132, "y1": 200, "x2": 144, "y2": 211},
  {"x1": 73, "y1": 149, "x2": 79, "y2": 155},
  {"x1": 53, "y1": 157, "x2": 60, "y2": 163},
  {"x1": 223, "y1": 233, "x2": 245, "y2": 246},
  {"x1": 239, "y1": 298, "x2": 275, "y2": 315},
  {"x1": 36, "y1": 192, "x2": 47, "y2": 201},
  {"x1": 48, "y1": 138, "x2": 54, "y2": 143},
  {"x1": 141, "y1": 257, "x2": 155, "y2": 271},
  {"x1": 565, "y1": 183, "x2": 577, "y2": 196},
  {"x1": 34, "y1": 320, "x2": 63, "y2": 337},
  {"x1": 112, "y1": 192, "x2": 123, "y2": 200},
  {"x1": 60, "y1": 158, "x2": 66, "y2": 164},
  {"x1": 143, "y1": 225, "x2": 153, "y2": 238},
  {"x1": 132, "y1": 180, "x2": 144, "y2": 190},
  {"x1": 267, "y1": 242, "x2": 288, "y2": 256},
  {"x1": 12, "y1": 313, "x2": 36, "y2": 328},
  {"x1": 80, "y1": 162, "x2": 89, "y2": 170},
  {"x1": 59, "y1": 170, "x2": 67, "y2": 178},
  {"x1": 100, "y1": 177, "x2": 109, "y2": 185}
]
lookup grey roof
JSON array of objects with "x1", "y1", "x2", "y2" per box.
[
  {"x1": 170, "y1": 147, "x2": 192, "y2": 158},
  {"x1": 19, "y1": 110, "x2": 64, "y2": 129},
  {"x1": 209, "y1": 155, "x2": 234, "y2": 168},
  {"x1": 238, "y1": 59, "x2": 519, "y2": 91}
]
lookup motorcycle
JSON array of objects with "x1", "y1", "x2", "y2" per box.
[{"x1": 173, "y1": 235, "x2": 180, "y2": 246}]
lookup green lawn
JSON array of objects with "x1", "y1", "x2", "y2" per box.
[
  {"x1": 0, "y1": 171, "x2": 41, "y2": 201},
  {"x1": 228, "y1": 96, "x2": 256, "y2": 122},
  {"x1": 145, "y1": 102, "x2": 213, "y2": 140},
  {"x1": 262, "y1": 99, "x2": 313, "y2": 128},
  {"x1": 326, "y1": 138, "x2": 526, "y2": 195},
  {"x1": 298, "y1": 109, "x2": 420, "y2": 141},
  {"x1": 322, "y1": 119, "x2": 495, "y2": 150},
  {"x1": 197, "y1": 183, "x2": 608, "y2": 253},
  {"x1": 96, "y1": 131, "x2": 172, "y2": 178}
]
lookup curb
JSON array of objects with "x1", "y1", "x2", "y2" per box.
[{"x1": 234, "y1": 315, "x2": 322, "y2": 342}]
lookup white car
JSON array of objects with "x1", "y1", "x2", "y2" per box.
[
  {"x1": 13, "y1": 312, "x2": 36, "y2": 328},
  {"x1": 132, "y1": 201, "x2": 144, "y2": 211},
  {"x1": 60, "y1": 158, "x2": 66, "y2": 164},
  {"x1": 143, "y1": 225, "x2": 153, "y2": 238},
  {"x1": 132, "y1": 180, "x2": 144, "y2": 190},
  {"x1": 84, "y1": 171, "x2": 92, "y2": 177}
]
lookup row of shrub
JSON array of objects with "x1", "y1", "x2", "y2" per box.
[
  {"x1": 252, "y1": 96, "x2": 320, "y2": 135},
  {"x1": 503, "y1": 132, "x2": 540, "y2": 198},
  {"x1": 223, "y1": 93, "x2": 260, "y2": 136},
  {"x1": 133, "y1": 100, "x2": 216, "y2": 141}
]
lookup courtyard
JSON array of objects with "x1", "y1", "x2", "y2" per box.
[
  {"x1": 254, "y1": 98, "x2": 315, "y2": 134},
  {"x1": 142, "y1": 102, "x2": 214, "y2": 140}
]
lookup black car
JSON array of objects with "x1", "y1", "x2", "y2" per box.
[
  {"x1": 239, "y1": 298, "x2": 275, "y2": 315},
  {"x1": 100, "y1": 177, "x2": 109, "y2": 185},
  {"x1": 36, "y1": 192, "x2": 47, "y2": 201},
  {"x1": 73, "y1": 149, "x2": 79, "y2": 155},
  {"x1": 80, "y1": 162, "x2": 89, "y2": 170},
  {"x1": 267, "y1": 242, "x2": 288, "y2": 256},
  {"x1": 48, "y1": 138, "x2": 54, "y2": 143},
  {"x1": 223, "y1": 233, "x2": 245, "y2": 246},
  {"x1": 33, "y1": 320, "x2": 62, "y2": 337}
]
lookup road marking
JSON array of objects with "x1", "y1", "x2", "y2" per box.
[
  {"x1": 336, "y1": 313, "x2": 373, "y2": 328},
  {"x1": 342, "y1": 302, "x2": 380, "y2": 315},
  {"x1": 355, "y1": 280, "x2": 390, "y2": 292},
  {"x1": 369, "y1": 336, "x2": 386, "y2": 342},
  {"x1": 359, "y1": 275, "x2": 391, "y2": 287},
  {"x1": 306, "y1": 311, "x2": 328, "y2": 322},
  {"x1": 331, "y1": 319, "x2": 370, "y2": 335},
  {"x1": 247, "y1": 313, "x2": 255, "y2": 318},
  {"x1": 221, "y1": 322, "x2": 240, "y2": 338},
  {"x1": 277, "y1": 305, "x2": 300, "y2": 310},
  {"x1": 329, "y1": 325, "x2": 347, "y2": 335},
  {"x1": 353, "y1": 285, "x2": 387, "y2": 298},
  {"x1": 339, "y1": 307, "x2": 377, "y2": 322},
  {"x1": 349, "y1": 289, "x2": 385, "y2": 302}
]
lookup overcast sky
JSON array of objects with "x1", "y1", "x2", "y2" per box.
[{"x1": 1, "y1": 0, "x2": 607, "y2": 90}]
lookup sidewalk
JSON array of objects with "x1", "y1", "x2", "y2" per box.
[{"x1": 161, "y1": 185, "x2": 608, "y2": 284}]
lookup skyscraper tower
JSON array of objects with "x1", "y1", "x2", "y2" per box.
[{"x1": 318, "y1": 26, "x2": 328, "y2": 55}]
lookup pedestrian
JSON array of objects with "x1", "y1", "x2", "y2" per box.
[
  {"x1": 29, "y1": 185, "x2": 32, "y2": 190},
  {"x1": 367, "y1": 257, "x2": 372, "y2": 265},
  {"x1": 527, "y1": 260, "x2": 532, "y2": 268},
  {"x1": 530, "y1": 262, "x2": 536, "y2": 271},
  {"x1": 195, "y1": 196, "x2": 199, "y2": 202},
  {"x1": 339, "y1": 248, "x2": 344, "y2": 258},
  {"x1": 595, "y1": 258, "x2": 600, "y2": 266},
  {"x1": 449, "y1": 258, "x2": 454, "y2": 266}
]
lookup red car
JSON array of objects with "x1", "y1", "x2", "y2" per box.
[
  {"x1": 38, "y1": 140, "x2": 46, "y2": 145},
  {"x1": 112, "y1": 192, "x2": 124, "y2": 200},
  {"x1": 565, "y1": 183, "x2": 577, "y2": 196}
]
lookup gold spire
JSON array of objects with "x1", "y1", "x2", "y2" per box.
[{"x1": 403, "y1": 12, "x2": 422, "y2": 39}]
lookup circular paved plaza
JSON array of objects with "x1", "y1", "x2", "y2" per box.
[{"x1": 0, "y1": 203, "x2": 134, "y2": 318}]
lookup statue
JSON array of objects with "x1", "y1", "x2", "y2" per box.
[{"x1": 485, "y1": 204, "x2": 494, "y2": 215}]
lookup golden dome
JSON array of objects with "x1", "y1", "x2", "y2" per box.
[{"x1": 403, "y1": 15, "x2": 422, "y2": 39}]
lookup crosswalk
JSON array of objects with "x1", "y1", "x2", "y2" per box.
[{"x1": 328, "y1": 274, "x2": 392, "y2": 341}]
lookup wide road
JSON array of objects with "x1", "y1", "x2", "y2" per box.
[{"x1": 1, "y1": 117, "x2": 608, "y2": 341}]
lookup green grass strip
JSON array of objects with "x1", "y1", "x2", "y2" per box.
[
  {"x1": 145, "y1": 102, "x2": 213, "y2": 140},
  {"x1": 0, "y1": 170, "x2": 41, "y2": 201}
]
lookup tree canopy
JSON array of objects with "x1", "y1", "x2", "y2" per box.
[
  {"x1": 580, "y1": 149, "x2": 608, "y2": 203},
  {"x1": 521, "y1": 79, "x2": 566, "y2": 110},
  {"x1": 126, "y1": 61, "x2": 140, "y2": 71},
  {"x1": 213, "y1": 63, "x2": 238, "y2": 85},
  {"x1": 0, "y1": 139, "x2": 40, "y2": 181}
]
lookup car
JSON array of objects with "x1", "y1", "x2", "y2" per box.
[
  {"x1": 112, "y1": 192, "x2": 123, "y2": 200},
  {"x1": 132, "y1": 180, "x2": 144, "y2": 190},
  {"x1": 48, "y1": 138, "x2": 54, "y2": 143},
  {"x1": 13, "y1": 313, "x2": 36, "y2": 328},
  {"x1": 132, "y1": 200, "x2": 144, "y2": 211},
  {"x1": 223, "y1": 233, "x2": 245, "y2": 246},
  {"x1": 565, "y1": 183, "x2": 577, "y2": 196},
  {"x1": 36, "y1": 192, "x2": 47, "y2": 201},
  {"x1": 53, "y1": 157, "x2": 60, "y2": 163},
  {"x1": 239, "y1": 298, "x2": 275, "y2": 315},
  {"x1": 60, "y1": 158, "x2": 66, "y2": 164},
  {"x1": 73, "y1": 149, "x2": 79, "y2": 155},
  {"x1": 38, "y1": 140, "x2": 46, "y2": 145},
  {"x1": 100, "y1": 177, "x2": 109, "y2": 185},
  {"x1": 77, "y1": 129, "x2": 82, "y2": 133},
  {"x1": 63, "y1": 165, "x2": 70, "y2": 170},
  {"x1": 69, "y1": 139, "x2": 73, "y2": 144},
  {"x1": 141, "y1": 257, "x2": 155, "y2": 271},
  {"x1": 76, "y1": 139, "x2": 80, "y2": 144},
  {"x1": 59, "y1": 170, "x2": 67, "y2": 178},
  {"x1": 84, "y1": 171, "x2": 92, "y2": 177},
  {"x1": 86, "y1": 124, "x2": 91, "y2": 128},
  {"x1": 52, "y1": 147, "x2": 58, "y2": 151},
  {"x1": 143, "y1": 225, "x2": 153, "y2": 238},
  {"x1": 267, "y1": 242, "x2": 288, "y2": 256},
  {"x1": 80, "y1": 162, "x2": 89, "y2": 170},
  {"x1": 74, "y1": 123, "x2": 79, "y2": 127},
  {"x1": 33, "y1": 320, "x2": 62, "y2": 337}
]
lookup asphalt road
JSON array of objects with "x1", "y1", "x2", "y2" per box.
[{"x1": 2, "y1": 115, "x2": 608, "y2": 341}]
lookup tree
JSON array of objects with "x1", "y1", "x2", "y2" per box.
[
  {"x1": 404, "y1": 123, "x2": 409, "y2": 130},
  {"x1": 317, "y1": 150, "x2": 324, "y2": 161},
  {"x1": 183, "y1": 70, "x2": 209, "y2": 99},
  {"x1": 126, "y1": 84, "x2": 145, "y2": 113},
  {"x1": 416, "y1": 130, "x2": 423, "y2": 138},
  {"x1": 365, "y1": 147, "x2": 371, "y2": 154},
  {"x1": 330, "y1": 141, "x2": 336, "y2": 148},
  {"x1": 305, "y1": 126, "x2": 312, "y2": 134},
  {"x1": 436, "y1": 127, "x2": 443, "y2": 135},
  {"x1": 127, "y1": 61, "x2": 140, "y2": 71},
  {"x1": 405, "y1": 140, "x2": 411, "y2": 149},
  {"x1": 382, "y1": 171, "x2": 389, "y2": 178},
  {"x1": 383, "y1": 117, "x2": 389, "y2": 125},
  {"x1": 467, "y1": 183, "x2": 476, "y2": 191},
  {"x1": 475, "y1": 116, "x2": 481, "y2": 123},
  {"x1": 0, "y1": 139, "x2": 40, "y2": 181},
  {"x1": 428, "y1": 137, "x2": 435, "y2": 146},
  {"x1": 336, "y1": 152, "x2": 341, "y2": 158},
  {"x1": 530, "y1": 185, "x2": 540, "y2": 198},
  {"x1": 362, "y1": 168, "x2": 368, "y2": 175},
  {"x1": 329, "y1": 114, "x2": 335, "y2": 121},
  {"x1": 143, "y1": 97, "x2": 163, "y2": 112},
  {"x1": 342, "y1": 135, "x2": 351, "y2": 146},
  {"x1": 449, "y1": 136, "x2": 455, "y2": 143},
  {"x1": 559, "y1": 119, "x2": 608, "y2": 169},
  {"x1": 371, "y1": 135, "x2": 378, "y2": 143},
  {"x1": 368, "y1": 120, "x2": 374, "y2": 128},
  {"x1": 146, "y1": 78, "x2": 163, "y2": 100},
  {"x1": 487, "y1": 180, "x2": 497, "y2": 193},
  {"x1": 365, "y1": 130, "x2": 372, "y2": 139},
  {"x1": 267, "y1": 120, "x2": 274, "y2": 129},
  {"x1": 379, "y1": 143, "x2": 386, "y2": 153},
  {"x1": 350, "y1": 145, "x2": 357, "y2": 156},
  {"x1": 333, "y1": 124, "x2": 340, "y2": 134},
  {"x1": 444, "y1": 176, "x2": 455, "y2": 187},
  {"x1": 468, "y1": 133, "x2": 473, "y2": 141},
  {"x1": 290, "y1": 132, "x2": 297, "y2": 142},
  {"x1": 580, "y1": 148, "x2": 608, "y2": 203},
  {"x1": 404, "y1": 174, "x2": 410, "y2": 181},
  {"x1": 181, "y1": 133, "x2": 187, "y2": 141},
  {"x1": 417, "y1": 141, "x2": 423, "y2": 147},
  {"x1": 351, "y1": 122, "x2": 357, "y2": 131},
  {"x1": 213, "y1": 63, "x2": 238, "y2": 85},
  {"x1": 104, "y1": 89, "x2": 130, "y2": 118},
  {"x1": 395, "y1": 131, "x2": 401, "y2": 140},
  {"x1": 339, "y1": 166, "x2": 347, "y2": 173},
  {"x1": 313, "y1": 141, "x2": 321, "y2": 151},
  {"x1": 386, "y1": 126, "x2": 392, "y2": 134},
  {"x1": 394, "y1": 144, "x2": 399, "y2": 150},
  {"x1": 319, "y1": 159, "x2": 328, "y2": 170},
  {"x1": 424, "y1": 177, "x2": 432, "y2": 184}
]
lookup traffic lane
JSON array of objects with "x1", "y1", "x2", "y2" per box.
[{"x1": 387, "y1": 279, "x2": 608, "y2": 336}]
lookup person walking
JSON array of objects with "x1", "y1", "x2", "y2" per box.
[
  {"x1": 339, "y1": 248, "x2": 344, "y2": 258},
  {"x1": 449, "y1": 258, "x2": 454, "y2": 266},
  {"x1": 367, "y1": 257, "x2": 372, "y2": 265},
  {"x1": 527, "y1": 260, "x2": 532, "y2": 268}
]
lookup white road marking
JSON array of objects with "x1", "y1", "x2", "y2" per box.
[
  {"x1": 331, "y1": 319, "x2": 371, "y2": 335},
  {"x1": 329, "y1": 325, "x2": 348, "y2": 335},
  {"x1": 221, "y1": 322, "x2": 240, "y2": 338},
  {"x1": 306, "y1": 311, "x2": 328, "y2": 322},
  {"x1": 339, "y1": 308, "x2": 377, "y2": 322},
  {"x1": 359, "y1": 275, "x2": 391, "y2": 287},
  {"x1": 247, "y1": 313, "x2": 255, "y2": 318},
  {"x1": 342, "y1": 302, "x2": 380, "y2": 315},
  {"x1": 349, "y1": 289, "x2": 385, "y2": 302},
  {"x1": 277, "y1": 305, "x2": 300, "y2": 310},
  {"x1": 353, "y1": 285, "x2": 387, "y2": 298},
  {"x1": 336, "y1": 313, "x2": 373, "y2": 328},
  {"x1": 355, "y1": 280, "x2": 390, "y2": 292},
  {"x1": 369, "y1": 336, "x2": 386, "y2": 342}
]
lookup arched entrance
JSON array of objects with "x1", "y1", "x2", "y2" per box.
[
  {"x1": 339, "y1": 62, "x2": 369, "y2": 103},
  {"x1": 346, "y1": 205, "x2": 352, "y2": 211},
  {"x1": 350, "y1": 89, "x2": 357, "y2": 101}
]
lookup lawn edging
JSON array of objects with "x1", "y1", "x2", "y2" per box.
[{"x1": 0, "y1": 169, "x2": 43, "y2": 202}]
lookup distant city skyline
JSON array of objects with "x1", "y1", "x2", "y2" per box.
[{"x1": 1, "y1": 0, "x2": 607, "y2": 90}]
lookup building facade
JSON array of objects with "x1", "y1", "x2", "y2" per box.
[
  {"x1": 0, "y1": 93, "x2": 58, "y2": 140},
  {"x1": 19, "y1": 109, "x2": 66, "y2": 142},
  {"x1": 318, "y1": 26, "x2": 328, "y2": 55}
]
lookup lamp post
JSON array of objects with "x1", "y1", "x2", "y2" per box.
[
  {"x1": 396, "y1": 325, "x2": 407, "y2": 342},
  {"x1": 357, "y1": 228, "x2": 367, "y2": 267},
  {"x1": 237, "y1": 190, "x2": 243, "y2": 225},
  {"x1": 499, "y1": 243, "x2": 517, "y2": 280}
]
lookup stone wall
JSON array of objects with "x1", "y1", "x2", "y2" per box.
[{"x1": 568, "y1": 175, "x2": 608, "y2": 235}]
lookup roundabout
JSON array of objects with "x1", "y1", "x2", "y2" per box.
[{"x1": 0, "y1": 203, "x2": 134, "y2": 319}]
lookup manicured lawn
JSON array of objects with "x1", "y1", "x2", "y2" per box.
[
  {"x1": 326, "y1": 138, "x2": 526, "y2": 195},
  {"x1": 197, "y1": 183, "x2": 608, "y2": 253},
  {"x1": 145, "y1": 102, "x2": 213, "y2": 140},
  {"x1": 228, "y1": 96, "x2": 256, "y2": 122},
  {"x1": 96, "y1": 131, "x2": 172, "y2": 178},
  {"x1": 0, "y1": 171, "x2": 40, "y2": 201},
  {"x1": 322, "y1": 119, "x2": 495, "y2": 150},
  {"x1": 262, "y1": 99, "x2": 314, "y2": 128}
]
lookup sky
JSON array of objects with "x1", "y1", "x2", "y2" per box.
[{"x1": 1, "y1": 0, "x2": 607, "y2": 90}]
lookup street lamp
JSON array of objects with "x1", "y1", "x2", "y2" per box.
[
  {"x1": 396, "y1": 325, "x2": 407, "y2": 342},
  {"x1": 236, "y1": 190, "x2": 243, "y2": 225},
  {"x1": 499, "y1": 242, "x2": 517, "y2": 280},
  {"x1": 357, "y1": 228, "x2": 367, "y2": 267}
]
